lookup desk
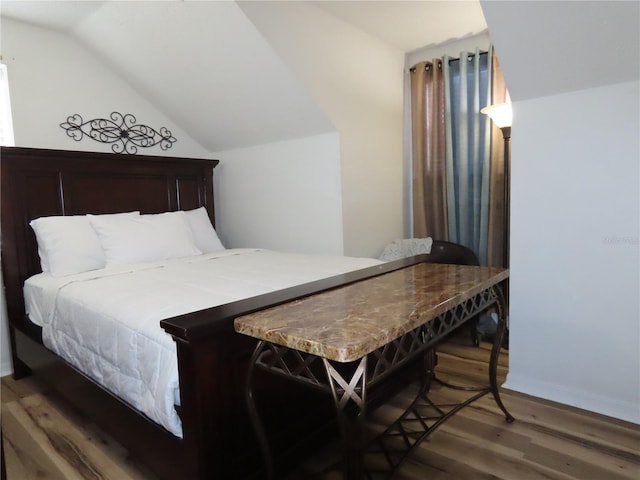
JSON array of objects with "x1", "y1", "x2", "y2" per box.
[{"x1": 235, "y1": 262, "x2": 513, "y2": 479}]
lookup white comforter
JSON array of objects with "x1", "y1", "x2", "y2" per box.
[{"x1": 24, "y1": 249, "x2": 382, "y2": 437}]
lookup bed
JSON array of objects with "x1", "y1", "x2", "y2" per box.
[{"x1": 0, "y1": 146, "x2": 424, "y2": 479}]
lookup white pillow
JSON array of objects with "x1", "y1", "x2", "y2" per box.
[
  {"x1": 184, "y1": 207, "x2": 225, "y2": 253},
  {"x1": 378, "y1": 237, "x2": 433, "y2": 262},
  {"x1": 89, "y1": 211, "x2": 201, "y2": 266},
  {"x1": 29, "y1": 212, "x2": 139, "y2": 277}
]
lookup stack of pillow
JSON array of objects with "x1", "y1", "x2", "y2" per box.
[{"x1": 29, "y1": 207, "x2": 225, "y2": 277}]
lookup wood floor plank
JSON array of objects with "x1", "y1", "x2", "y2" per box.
[
  {"x1": 362, "y1": 348, "x2": 639, "y2": 480},
  {"x1": 426, "y1": 382, "x2": 640, "y2": 474},
  {"x1": 3, "y1": 394, "x2": 150, "y2": 480},
  {"x1": 3, "y1": 429, "x2": 64, "y2": 480},
  {"x1": 2, "y1": 401, "x2": 77, "y2": 480},
  {"x1": 445, "y1": 401, "x2": 640, "y2": 478},
  {"x1": 395, "y1": 449, "x2": 507, "y2": 480},
  {"x1": 437, "y1": 338, "x2": 509, "y2": 367},
  {"x1": 3, "y1": 338, "x2": 639, "y2": 480},
  {"x1": 456, "y1": 400, "x2": 640, "y2": 477},
  {"x1": 417, "y1": 428, "x2": 576, "y2": 480},
  {"x1": 1, "y1": 376, "x2": 44, "y2": 406},
  {"x1": 462, "y1": 391, "x2": 640, "y2": 457},
  {"x1": 439, "y1": 413, "x2": 635, "y2": 480}
]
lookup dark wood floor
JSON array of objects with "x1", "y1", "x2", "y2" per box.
[{"x1": 2, "y1": 336, "x2": 639, "y2": 479}]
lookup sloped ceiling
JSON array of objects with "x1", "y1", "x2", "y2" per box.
[
  {"x1": 0, "y1": 0, "x2": 103, "y2": 31},
  {"x1": 4, "y1": 1, "x2": 636, "y2": 151},
  {"x1": 310, "y1": 0, "x2": 487, "y2": 52},
  {"x1": 1, "y1": 0, "x2": 488, "y2": 153},
  {"x1": 480, "y1": 0, "x2": 640, "y2": 102}
]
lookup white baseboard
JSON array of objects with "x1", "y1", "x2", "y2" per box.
[{"x1": 504, "y1": 372, "x2": 640, "y2": 425}]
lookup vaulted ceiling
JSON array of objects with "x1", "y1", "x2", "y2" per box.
[
  {"x1": 2, "y1": 1, "x2": 638, "y2": 153},
  {"x1": 0, "y1": 0, "x2": 488, "y2": 152},
  {"x1": 1, "y1": 1, "x2": 489, "y2": 50}
]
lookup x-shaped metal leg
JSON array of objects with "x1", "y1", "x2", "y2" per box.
[{"x1": 323, "y1": 356, "x2": 368, "y2": 479}]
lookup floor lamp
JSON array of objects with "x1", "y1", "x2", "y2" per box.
[{"x1": 481, "y1": 102, "x2": 512, "y2": 268}]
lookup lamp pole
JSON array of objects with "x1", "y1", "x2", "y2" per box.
[
  {"x1": 480, "y1": 102, "x2": 512, "y2": 269},
  {"x1": 500, "y1": 125, "x2": 510, "y2": 268}
]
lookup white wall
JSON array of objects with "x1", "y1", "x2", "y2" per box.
[
  {"x1": 239, "y1": 1, "x2": 405, "y2": 258},
  {"x1": 505, "y1": 80, "x2": 640, "y2": 423},
  {"x1": 213, "y1": 133, "x2": 344, "y2": 255},
  {"x1": 1, "y1": 17, "x2": 208, "y2": 157},
  {"x1": 480, "y1": 0, "x2": 640, "y2": 425}
]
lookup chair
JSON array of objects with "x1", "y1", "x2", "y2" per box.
[
  {"x1": 425, "y1": 240, "x2": 481, "y2": 346},
  {"x1": 426, "y1": 240, "x2": 480, "y2": 267}
]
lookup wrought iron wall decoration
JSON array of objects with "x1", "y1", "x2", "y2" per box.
[{"x1": 60, "y1": 112, "x2": 177, "y2": 154}]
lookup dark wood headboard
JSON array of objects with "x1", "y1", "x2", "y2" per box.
[{"x1": 0, "y1": 146, "x2": 219, "y2": 332}]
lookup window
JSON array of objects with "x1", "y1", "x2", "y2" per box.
[{"x1": 0, "y1": 64, "x2": 15, "y2": 146}]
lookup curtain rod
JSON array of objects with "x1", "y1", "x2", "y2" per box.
[{"x1": 409, "y1": 50, "x2": 488, "y2": 73}]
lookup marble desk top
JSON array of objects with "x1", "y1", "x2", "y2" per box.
[{"x1": 234, "y1": 262, "x2": 508, "y2": 363}]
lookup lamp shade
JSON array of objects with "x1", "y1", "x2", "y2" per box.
[{"x1": 481, "y1": 102, "x2": 513, "y2": 128}]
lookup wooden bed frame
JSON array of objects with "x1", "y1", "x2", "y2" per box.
[{"x1": 0, "y1": 146, "x2": 422, "y2": 479}]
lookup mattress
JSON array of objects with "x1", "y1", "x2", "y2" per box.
[{"x1": 23, "y1": 248, "x2": 383, "y2": 437}]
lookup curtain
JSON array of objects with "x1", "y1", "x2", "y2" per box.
[
  {"x1": 409, "y1": 60, "x2": 448, "y2": 240},
  {"x1": 487, "y1": 49, "x2": 510, "y2": 267},
  {"x1": 443, "y1": 47, "x2": 492, "y2": 265},
  {"x1": 410, "y1": 46, "x2": 508, "y2": 266}
]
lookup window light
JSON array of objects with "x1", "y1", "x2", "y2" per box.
[{"x1": 0, "y1": 64, "x2": 15, "y2": 146}]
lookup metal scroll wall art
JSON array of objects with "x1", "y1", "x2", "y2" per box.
[{"x1": 60, "y1": 112, "x2": 177, "y2": 154}]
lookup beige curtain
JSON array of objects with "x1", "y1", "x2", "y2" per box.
[
  {"x1": 487, "y1": 50, "x2": 510, "y2": 267},
  {"x1": 410, "y1": 60, "x2": 448, "y2": 240}
]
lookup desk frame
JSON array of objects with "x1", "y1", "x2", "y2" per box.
[{"x1": 244, "y1": 275, "x2": 514, "y2": 479}]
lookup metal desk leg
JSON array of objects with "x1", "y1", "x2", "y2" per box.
[
  {"x1": 246, "y1": 340, "x2": 275, "y2": 480},
  {"x1": 323, "y1": 356, "x2": 367, "y2": 480},
  {"x1": 490, "y1": 286, "x2": 515, "y2": 423}
]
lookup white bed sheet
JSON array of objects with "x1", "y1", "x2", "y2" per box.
[{"x1": 23, "y1": 249, "x2": 383, "y2": 437}]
